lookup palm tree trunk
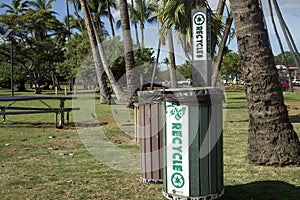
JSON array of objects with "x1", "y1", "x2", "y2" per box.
[
  {"x1": 86, "y1": 0, "x2": 126, "y2": 102},
  {"x1": 271, "y1": 0, "x2": 300, "y2": 82},
  {"x1": 268, "y1": 0, "x2": 293, "y2": 91},
  {"x1": 119, "y1": 0, "x2": 137, "y2": 107},
  {"x1": 168, "y1": 29, "x2": 177, "y2": 88},
  {"x1": 216, "y1": 0, "x2": 226, "y2": 15},
  {"x1": 79, "y1": 0, "x2": 110, "y2": 103},
  {"x1": 212, "y1": 13, "x2": 233, "y2": 87},
  {"x1": 230, "y1": 0, "x2": 300, "y2": 166},
  {"x1": 72, "y1": 0, "x2": 84, "y2": 32},
  {"x1": 140, "y1": 23, "x2": 145, "y2": 48},
  {"x1": 151, "y1": 39, "x2": 161, "y2": 89},
  {"x1": 66, "y1": 0, "x2": 70, "y2": 39},
  {"x1": 211, "y1": 0, "x2": 227, "y2": 56},
  {"x1": 106, "y1": 0, "x2": 115, "y2": 37},
  {"x1": 131, "y1": 0, "x2": 140, "y2": 45}
]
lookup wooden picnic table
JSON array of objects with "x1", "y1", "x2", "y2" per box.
[{"x1": 0, "y1": 96, "x2": 79, "y2": 128}]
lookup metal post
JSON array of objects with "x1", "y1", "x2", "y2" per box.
[
  {"x1": 192, "y1": 8, "x2": 212, "y2": 87},
  {"x1": 11, "y1": 39, "x2": 14, "y2": 96}
]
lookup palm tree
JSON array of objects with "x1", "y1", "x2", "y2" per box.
[
  {"x1": 86, "y1": 0, "x2": 107, "y2": 36},
  {"x1": 80, "y1": 0, "x2": 126, "y2": 102},
  {"x1": 78, "y1": 0, "x2": 111, "y2": 103},
  {"x1": 128, "y1": 0, "x2": 157, "y2": 48},
  {"x1": 85, "y1": 0, "x2": 116, "y2": 38},
  {"x1": 28, "y1": 0, "x2": 57, "y2": 14},
  {"x1": 129, "y1": 0, "x2": 139, "y2": 45},
  {"x1": 71, "y1": 0, "x2": 84, "y2": 31},
  {"x1": 119, "y1": 0, "x2": 137, "y2": 107},
  {"x1": 167, "y1": 29, "x2": 177, "y2": 88},
  {"x1": 159, "y1": 0, "x2": 204, "y2": 59},
  {"x1": 211, "y1": 0, "x2": 238, "y2": 87},
  {"x1": 106, "y1": 0, "x2": 117, "y2": 37},
  {"x1": 271, "y1": 0, "x2": 299, "y2": 87},
  {"x1": 230, "y1": 0, "x2": 300, "y2": 166},
  {"x1": 66, "y1": 0, "x2": 71, "y2": 38},
  {"x1": 158, "y1": 0, "x2": 180, "y2": 88},
  {"x1": 0, "y1": 0, "x2": 29, "y2": 15}
]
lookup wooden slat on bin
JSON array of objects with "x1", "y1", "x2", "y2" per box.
[
  {"x1": 139, "y1": 102, "x2": 163, "y2": 183},
  {"x1": 159, "y1": 102, "x2": 163, "y2": 180},
  {"x1": 151, "y1": 103, "x2": 159, "y2": 180},
  {"x1": 139, "y1": 105, "x2": 146, "y2": 180},
  {"x1": 145, "y1": 103, "x2": 152, "y2": 179}
]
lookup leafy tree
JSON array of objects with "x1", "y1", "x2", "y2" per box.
[
  {"x1": 177, "y1": 60, "x2": 192, "y2": 79},
  {"x1": 274, "y1": 52, "x2": 300, "y2": 65},
  {"x1": 220, "y1": 51, "x2": 241, "y2": 78},
  {"x1": 0, "y1": 0, "x2": 29, "y2": 15},
  {"x1": 56, "y1": 32, "x2": 92, "y2": 87},
  {"x1": 0, "y1": 0, "x2": 68, "y2": 93}
]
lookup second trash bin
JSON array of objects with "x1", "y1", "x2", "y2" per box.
[
  {"x1": 137, "y1": 90, "x2": 164, "y2": 184},
  {"x1": 162, "y1": 87, "x2": 224, "y2": 200}
]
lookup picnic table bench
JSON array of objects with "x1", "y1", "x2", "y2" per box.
[{"x1": 0, "y1": 96, "x2": 80, "y2": 128}]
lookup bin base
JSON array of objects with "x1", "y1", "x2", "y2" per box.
[
  {"x1": 162, "y1": 188, "x2": 224, "y2": 200},
  {"x1": 140, "y1": 178, "x2": 163, "y2": 184}
]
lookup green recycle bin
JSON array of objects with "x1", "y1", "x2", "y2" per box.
[{"x1": 162, "y1": 87, "x2": 224, "y2": 200}]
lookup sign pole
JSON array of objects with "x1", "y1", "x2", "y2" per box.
[
  {"x1": 11, "y1": 39, "x2": 14, "y2": 96},
  {"x1": 192, "y1": 8, "x2": 212, "y2": 87}
]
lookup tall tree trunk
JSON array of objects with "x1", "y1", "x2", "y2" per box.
[
  {"x1": 271, "y1": 0, "x2": 299, "y2": 86},
  {"x1": 230, "y1": 0, "x2": 300, "y2": 166},
  {"x1": 106, "y1": 0, "x2": 115, "y2": 37},
  {"x1": 119, "y1": 0, "x2": 137, "y2": 107},
  {"x1": 66, "y1": 0, "x2": 70, "y2": 39},
  {"x1": 140, "y1": 23, "x2": 145, "y2": 48},
  {"x1": 268, "y1": 0, "x2": 293, "y2": 91},
  {"x1": 86, "y1": 0, "x2": 126, "y2": 102},
  {"x1": 216, "y1": 0, "x2": 226, "y2": 15},
  {"x1": 130, "y1": 0, "x2": 140, "y2": 45},
  {"x1": 79, "y1": 0, "x2": 110, "y2": 103},
  {"x1": 212, "y1": 13, "x2": 233, "y2": 87},
  {"x1": 72, "y1": 0, "x2": 84, "y2": 32},
  {"x1": 151, "y1": 39, "x2": 161, "y2": 89},
  {"x1": 211, "y1": 0, "x2": 227, "y2": 57},
  {"x1": 168, "y1": 29, "x2": 177, "y2": 88}
]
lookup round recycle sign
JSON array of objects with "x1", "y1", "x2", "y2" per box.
[
  {"x1": 194, "y1": 13, "x2": 205, "y2": 26},
  {"x1": 171, "y1": 173, "x2": 185, "y2": 188}
]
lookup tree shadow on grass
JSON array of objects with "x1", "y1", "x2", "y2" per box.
[
  {"x1": 289, "y1": 114, "x2": 300, "y2": 123},
  {"x1": 223, "y1": 181, "x2": 299, "y2": 200},
  {"x1": 0, "y1": 121, "x2": 109, "y2": 129}
]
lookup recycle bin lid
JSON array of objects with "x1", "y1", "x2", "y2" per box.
[{"x1": 137, "y1": 87, "x2": 224, "y2": 105}]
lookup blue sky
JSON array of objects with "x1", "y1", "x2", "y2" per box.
[{"x1": 1, "y1": 0, "x2": 300, "y2": 57}]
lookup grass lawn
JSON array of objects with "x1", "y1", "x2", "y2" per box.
[{"x1": 0, "y1": 88, "x2": 299, "y2": 199}]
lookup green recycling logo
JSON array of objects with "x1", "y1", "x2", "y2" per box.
[
  {"x1": 167, "y1": 104, "x2": 187, "y2": 121},
  {"x1": 171, "y1": 172, "x2": 185, "y2": 188}
]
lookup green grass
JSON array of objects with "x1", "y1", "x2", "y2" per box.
[{"x1": 0, "y1": 89, "x2": 299, "y2": 199}]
